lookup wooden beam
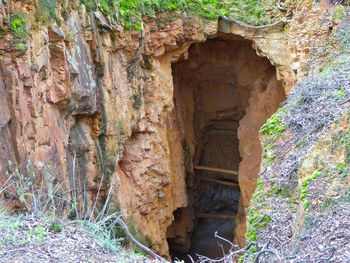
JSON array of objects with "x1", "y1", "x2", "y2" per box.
[
  {"x1": 198, "y1": 177, "x2": 239, "y2": 189},
  {"x1": 196, "y1": 213, "x2": 236, "y2": 220},
  {"x1": 194, "y1": 165, "x2": 239, "y2": 176}
]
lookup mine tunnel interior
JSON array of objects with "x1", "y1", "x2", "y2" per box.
[{"x1": 166, "y1": 35, "x2": 285, "y2": 261}]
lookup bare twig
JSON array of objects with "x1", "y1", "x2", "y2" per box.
[{"x1": 115, "y1": 217, "x2": 167, "y2": 262}]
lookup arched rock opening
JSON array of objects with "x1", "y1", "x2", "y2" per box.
[{"x1": 166, "y1": 34, "x2": 286, "y2": 261}]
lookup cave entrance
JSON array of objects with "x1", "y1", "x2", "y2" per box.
[{"x1": 166, "y1": 35, "x2": 285, "y2": 261}]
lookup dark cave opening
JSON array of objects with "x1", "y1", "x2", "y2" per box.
[{"x1": 166, "y1": 35, "x2": 285, "y2": 261}]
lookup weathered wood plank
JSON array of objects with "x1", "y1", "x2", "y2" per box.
[
  {"x1": 194, "y1": 165, "x2": 239, "y2": 176},
  {"x1": 198, "y1": 177, "x2": 239, "y2": 189}
]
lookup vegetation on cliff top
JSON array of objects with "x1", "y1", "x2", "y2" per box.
[{"x1": 81, "y1": 0, "x2": 283, "y2": 30}]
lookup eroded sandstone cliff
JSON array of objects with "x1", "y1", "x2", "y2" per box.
[{"x1": 0, "y1": 0, "x2": 340, "y2": 259}]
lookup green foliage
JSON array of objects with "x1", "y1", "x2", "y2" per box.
[
  {"x1": 303, "y1": 200, "x2": 310, "y2": 210},
  {"x1": 238, "y1": 243, "x2": 258, "y2": 262},
  {"x1": 10, "y1": 12, "x2": 30, "y2": 40},
  {"x1": 81, "y1": 0, "x2": 97, "y2": 11},
  {"x1": 13, "y1": 42, "x2": 27, "y2": 51},
  {"x1": 246, "y1": 229, "x2": 257, "y2": 242},
  {"x1": 34, "y1": 226, "x2": 46, "y2": 243},
  {"x1": 335, "y1": 86, "x2": 347, "y2": 100},
  {"x1": 246, "y1": 208, "x2": 271, "y2": 242},
  {"x1": 262, "y1": 142, "x2": 276, "y2": 165},
  {"x1": 332, "y1": 5, "x2": 346, "y2": 20},
  {"x1": 81, "y1": 0, "x2": 280, "y2": 30},
  {"x1": 0, "y1": 213, "x2": 29, "y2": 246},
  {"x1": 299, "y1": 170, "x2": 321, "y2": 210},
  {"x1": 336, "y1": 162, "x2": 346, "y2": 174},
  {"x1": 35, "y1": 0, "x2": 59, "y2": 24},
  {"x1": 250, "y1": 176, "x2": 267, "y2": 206},
  {"x1": 49, "y1": 222, "x2": 63, "y2": 233},
  {"x1": 79, "y1": 220, "x2": 121, "y2": 253},
  {"x1": 246, "y1": 177, "x2": 271, "y2": 242},
  {"x1": 119, "y1": 0, "x2": 146, "y2": 30},
  {"x1": 260, "y1": 113, "x2": 285, "y2": 136},
  {"x1": 128, "y1": 223, "x2": 152, "y2": 254},
  {"x1": 270, "y1": 185, "x2": 291, "y2": 198},
  {"x1": 115, "y1": 221, "x2": 151, "y2": 255}
]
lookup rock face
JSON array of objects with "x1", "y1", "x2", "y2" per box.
[{"x1": 0, "y1": 0, "x2": 336, "y2": 258}]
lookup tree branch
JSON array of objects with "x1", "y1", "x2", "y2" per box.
[{"x1": 115, "y1": 218, "x2": 168, "y2": 262}]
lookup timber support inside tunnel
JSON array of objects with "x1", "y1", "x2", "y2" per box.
[{"x1": 165, "y1": 34, "x2": 286, "y2": 261}]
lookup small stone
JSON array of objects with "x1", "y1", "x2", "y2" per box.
[
  {"x1": 94, "y1": 11, "x2": 110, "y2": 30},
  {"x1": 158, "y1": 190, "x2": 165, "y2": 199},
  {"x1": 162, "y1": 176, "x2": 170, "y2": 186},
  {"x1": 49, "y1": 25, "x2": 65, "y2": 42},
  {"x1": 326, "y1": 190, "x2": 338, "y2": 197},
  {"x1": 31, "y1": 63, "x2": 40, "y2": 73}
]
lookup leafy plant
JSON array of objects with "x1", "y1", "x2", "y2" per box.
[
  {"x1": 34, "y1": 226, "x2": 46, "y2": 243},
  {"x1": 335, "y1": 86, "x2": 347, "y2": 100},
  {"x1": 336, "y1": 162, "x2": 346, "y2": 174},
  {"x1": 246, "y1": 211, "x2": 271, "y2": 242},
  {"x1": 299, "y1": 170, "x2": 321, "y2": 210},
  {"x1": 260, "y1": 113, "x2": 285, "y2": 137},
  {"x1": 10, "y1": 12, "x2": 30, "y2": 39},
  {"x1": 49, "y1": 222, "x2": 63, "y2": 233},
  {"x1": 270, "y1": 185, "x2": 291, "y2": 198},
  {"x1": 262, "y1": 142, "x2": 276, "y2": 165}
]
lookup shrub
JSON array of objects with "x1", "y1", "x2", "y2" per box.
[
  {"x1": 49, "y1": 222, "x2": 63, "y2": 233},
  {"x1": 10, "y1": 12, "x2": 30, "y2": 40},
  {"x1": 35, "y1": 0, "x2": 59, "y2": 24},
  {"x1": 34, "y1": 226, "x2": 46, "y2": 243}
]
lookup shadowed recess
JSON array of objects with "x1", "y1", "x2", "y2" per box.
[{"x1": 166, "y1": 35, "x2": 285, "y2": 261}]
